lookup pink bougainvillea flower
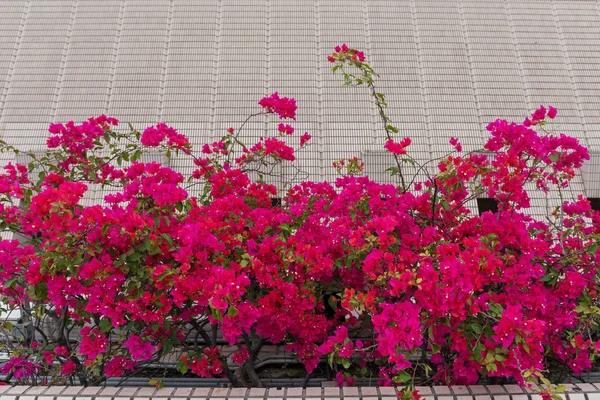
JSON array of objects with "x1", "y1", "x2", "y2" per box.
[
  {"x1": 384, "y1": 138, "x2": 411, "y2": 155},
  {"x1": 278, "y1": 123, "x2": 294, "y2": 135},
  {"x1": 124, "y1": 335, "x2": 155, "y2": 361},
  {"x1": 258, "y1": 92, "x2": 297, "y2": 120},
  {"x1": 61, "y1": 360, "x2": 76, "y2": 376},
  {"x1": 105, "y1": 356, "x2": 136, "y2": 377},
  {"x1": 300, "y1": 132, "x2": 312, "y2": 146},
  {"x1": 450, "y1": 137, "x2": 462, "y2": 152}
]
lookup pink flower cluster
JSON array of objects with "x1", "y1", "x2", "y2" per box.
[
  {"x1": 123, "y1": 334, "x2": 155, "y2": 361},
  {"x1": 524, "y1": 105, "x2": 557, "y2": 127},
  {"x1": 47, "y1": 115, "x2": 117, "y2": 154},
  {"x1": 258, "y1": 92, "x2": 297, "y2": 120},
  {"x1": 384, "y1": 137, "x2": 412, "y2": 155},
  {"x1": 141, "y1": 122, "x2": 190, "y2": 151},
  {"x1": 327, "y1": 43, "x2": 366, "y2": 63}
]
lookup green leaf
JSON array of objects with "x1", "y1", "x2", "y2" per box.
[
  {"x1": 549, "y1": 154, "x2": 559, "y2": 162},
  {"x1": 149, "y1": 247, "x2": 162, "y2": 256},
  {"x1": 127, "y1": 252, "x2": 142, "y2": 262},
  {"x1": 140, "y1": 239, "x2": 151, "y2": 251},
  {"x1": 227, "y1": 306, "x2": 238, "y2": 317},
  {"x1": 385, "y1": 166, "x2": 399, "y2": 177},
  {"x1": 423, "y1": 364, "x2": 432, "y2": 377},
  {"x1": 162, "y1": 234, "x2": 173, "y2": 246},
  {"x1": 473, "y1": 342, "x2": 485, "y2": 362},
  {"x1": 3, "y1": 277, "x2": 18, "y2": 289},
  {"x1": 488, "y1": 302, "x2": 504, "y2": 315},
  {"x1": 99, "y1": 318, "x2": 112, "y2": 333},
  {"x1": 575, "y1": 304, "x2": 588, "y2": 314},
  {"x1": 177, "y1": 359, "x2": 189, "y2": 374},
  {"x1": 440, "y1": 199, "x2": 450, "y2": 210},
  {"x1": 341, "y1": 358, "x2": 351, "y2": 369},
  {"x1": 327, "y1": 295, "x2": 339, "y2": 310},
  {"x1": 589, "y1": 242, "x2": 599, "y2": 256},
  {"x1": 469, "y1": 322, "x2": 483, "y2": 334},
  {"x1": 28, "y1": 283, "x2": 48, "y2": 301},
  {"x1": 149, "y1": 378, "x2": 163, "y2": 389},
  {"x1": 162, "y1": 340, "x2": 173, "y2": 355},
  {"x1": 394, "y1": 370, "x2": 412, "y2": 384},
  {"x1": 211, "y1": 307, "x2": 223, "y2": 322},
  {"x1": 386, "y1": 125, "x2": 399, "y2": 133},
  {"x1": 350, "y1": 209, "x2": 356, "y2": 221},
  {"x1": 540, "y1": 377, "x2": 552, "y2": 387}
]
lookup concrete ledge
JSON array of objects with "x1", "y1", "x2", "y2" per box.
[{"x1": 0, "y1": 384, "x2": 597, "y2": 400}]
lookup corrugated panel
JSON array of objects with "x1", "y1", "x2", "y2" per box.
[{"x1": 583, "y1": 152, "x2": 600, "y2": 198}]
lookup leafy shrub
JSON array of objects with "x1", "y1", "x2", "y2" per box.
[{"x1": 0, "y1": 46, "x2": 598, "y2": 400}]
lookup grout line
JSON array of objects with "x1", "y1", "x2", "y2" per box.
[
  {"x1": 265, "y1": 0, "x2": 277, "y2": 189},
  {"x1": 547, "y1": 0, "x2": 590, "y2": 209},
  {"x1": 409, "y1": 0, "x2": 432, "y2": 177},
  {"x1": 551, "y1": 0, "x2": 588, "y2": 149},
  {"x1": 457, "y1": 0, "x2": 483, "y2": 147},
  {"x1": 314, "y1": 0, "x2": 325, "y2": 183},
  {"x1": 106, "y1": 0, "x2": 124, "y2": 116},
  {"x1": 362, "y1": 0, "x2": 378, "y2": 148},
  {"x1": 51, "y1": 0, "x2": 78, "y2": 123},
  {"x1": 504, "y1": 0, "x2": 530, "y2": 113},
  {"x1": 158, "y1": 0, "x2": 175, "y2": 123},
  {"x1": 0, "y1": 0, "x2": 30, "y2": 128},
  {"x1": 209, "y1": 0, "x2": 223, "y2": 145}
]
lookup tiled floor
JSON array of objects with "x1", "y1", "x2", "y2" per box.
[{"x1": 0, "y1": 384, "x2": 597, "y2": 400}]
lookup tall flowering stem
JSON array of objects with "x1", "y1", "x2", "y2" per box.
[{"x1": 328, "y1": 44, "x2": 409, "y2": 188}]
